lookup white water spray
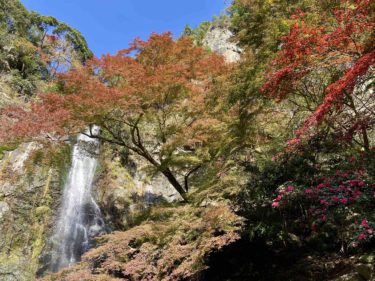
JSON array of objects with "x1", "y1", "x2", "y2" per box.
[{"x1": 50, "y1": 126, "x2": 105, "y2": 271}]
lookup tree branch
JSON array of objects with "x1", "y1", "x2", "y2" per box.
[{"x1": 184, "y1": 165, "x2": 201, "y2": 192}]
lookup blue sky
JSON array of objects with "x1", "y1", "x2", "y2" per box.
[{"x1": 21, "y1": 0, "x2": 229, "y2": 57}]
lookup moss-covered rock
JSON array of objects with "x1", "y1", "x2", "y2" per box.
[
  {"x1": 355, "y1": 263, "x2": 373, "y2": 280},
  {"x1": 0, "y1": 143, "x2": 70, "y2": 280}
]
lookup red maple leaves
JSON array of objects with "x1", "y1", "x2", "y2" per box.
[{"x1": 262, "y1": 0, "x2": 375, "y2": 147}]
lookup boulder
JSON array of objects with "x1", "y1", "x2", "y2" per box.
[{"x1": 355, "y1": 263, "x2": 373, "y2": 280}]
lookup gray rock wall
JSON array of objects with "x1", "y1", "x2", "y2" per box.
[
  {"x1": 94, "y1": 149, "x2": 180, "y2": 230},
  {"x1": 203, "y1": 26, "x2": 242, "y2": 63}
]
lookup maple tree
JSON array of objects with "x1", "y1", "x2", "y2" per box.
[
  {"x1": 0, "y1": 32, "x2": 229, "y2": 201},
  {"x1": 261, "y1": 0, "x2": 375, "y2": 150}
]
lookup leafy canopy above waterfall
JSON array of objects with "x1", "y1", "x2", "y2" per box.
[{"x1": 0, "y1": 32, "x2": 231, "y2": 200}]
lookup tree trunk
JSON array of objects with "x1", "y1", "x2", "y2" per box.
[
  {"x1": 161, "y1": 168, "x2": 188, "y2": 202},
  {"x1": 361, "y1": 127, "x2": 370, "y2": 151},
  {"x1": 97, "y1": 122, "x2": 189, "y2": 202}
]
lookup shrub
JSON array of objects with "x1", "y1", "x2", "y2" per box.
[{"x1": 272, "y1": 170, "x2": 375, "y2": 249}]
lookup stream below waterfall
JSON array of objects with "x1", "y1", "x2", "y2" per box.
[{"x1": 50, "y1": 126, "x2": 106, "y2": 272}]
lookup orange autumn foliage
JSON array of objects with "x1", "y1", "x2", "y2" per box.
[{"x1": 0, "y1": 32, "x2": 230, "y2": 199}]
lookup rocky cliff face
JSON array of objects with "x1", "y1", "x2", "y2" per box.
[
  {"x1": 202, "y1": 26, "x2": 242, "y2": 63},
  {"x1": 94, "y1": 146, "x2": 181, "y2": 231},
  {"x1": 0, "y1": 143, "x2": 70, "y2": 280}
]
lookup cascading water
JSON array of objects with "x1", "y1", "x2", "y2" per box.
[{"x1": 50, "y1": 126, "x2": 106, "y2": 272}]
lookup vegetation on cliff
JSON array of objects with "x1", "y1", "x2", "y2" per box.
[{"x1": 0, "y1": 0, "x2": 91, "y2": 102}]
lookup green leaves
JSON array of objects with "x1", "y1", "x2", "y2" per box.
[
  {"x1": 0, "y1": 0, "x2": 93, "y2": 100},
  {"x1": 182, "y1": 21, "x2": 211, "y2": 46}
]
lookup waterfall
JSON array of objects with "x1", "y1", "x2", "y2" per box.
[{"x1": 50, "y1": 126, "x2": 105, "y2": 272}]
